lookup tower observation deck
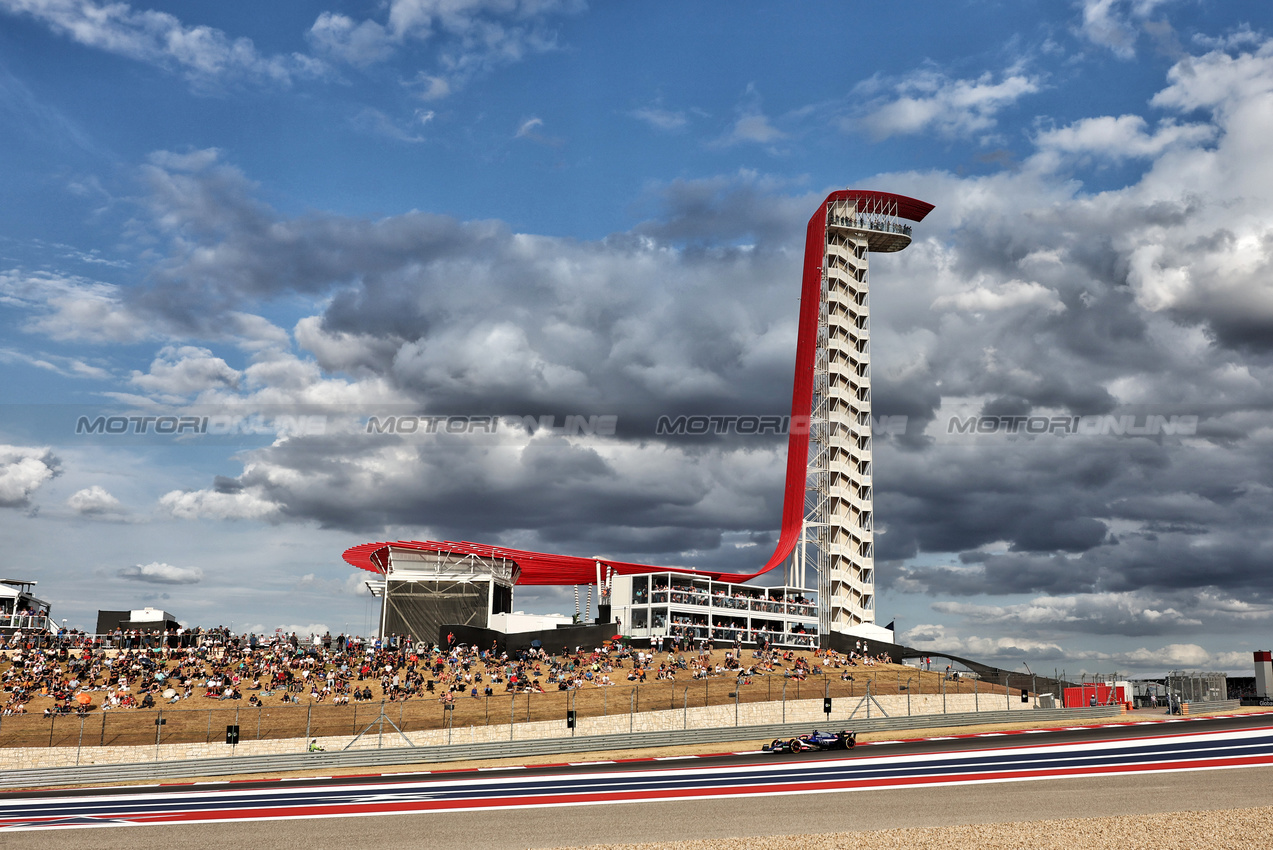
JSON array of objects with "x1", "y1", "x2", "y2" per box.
[{"x1": 343, "y1": 189, "x2": 933, "y2": 646}]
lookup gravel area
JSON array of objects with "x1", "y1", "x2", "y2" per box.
[{"x1": 566, "y1": 806, "x2": 1273, "y2": 849}]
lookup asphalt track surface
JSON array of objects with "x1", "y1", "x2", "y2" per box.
[{"x1": 4, "y1": 713, "x2": 1273, "y2": 848}]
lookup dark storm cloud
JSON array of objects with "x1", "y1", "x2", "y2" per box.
[
  {"x1": 140, "y1": 39, "x2": 1273, "y2": 640},
  {"x1": 159, "y1": 144, "x2": 1273, "y2": 606},
  {"x1": 90, "y1": 149, "x2": 506, "y2": 339}
]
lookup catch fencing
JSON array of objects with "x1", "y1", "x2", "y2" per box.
[{"x1": 0, "y1": 704, "x2": 1123, "y2": 790}]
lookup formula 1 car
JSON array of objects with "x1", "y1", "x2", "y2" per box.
[{"x1": 762, "y1": 729, "x2": 856, "y2": 753}]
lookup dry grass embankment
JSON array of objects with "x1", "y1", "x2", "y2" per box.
[{"x1": 0, "y1": 651, "x2": 1006, "y2": 749}]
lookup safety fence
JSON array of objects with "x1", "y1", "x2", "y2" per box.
[
  {"x1": 0, "y1": 667, "x2": 1014, "y2": 751},
  {"x1": 0, "y1": 704, "x2": 1123, "y2": 790}
]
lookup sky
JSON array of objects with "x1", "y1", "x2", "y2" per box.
[{"x1": 1, "y1": 0, "x2": 1271, "y2": 677}]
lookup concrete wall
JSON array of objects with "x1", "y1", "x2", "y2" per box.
[{"x1": 0, "y1": 692, "x2": 1033, "y2": 770}]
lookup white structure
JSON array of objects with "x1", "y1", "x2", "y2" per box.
[
  {"x1": 0, "y1": 579, "x2": 54, "y2": 633},
  {"x1": 363, "y1": 544, "x2": 520, "y2": 642},
  {"x1": 129, "y1": 607, "x2": 175, "y2": 624},
  {"x1": 610, "y1": 572, "x2": 818, "y2": 649},
  {"x1": 801, "y1": 192, "x2": 926, "y2": 637},
  {"x1": 488, "y1": 611, "x2": 574, "y2": 633}
]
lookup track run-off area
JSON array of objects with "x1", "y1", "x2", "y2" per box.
[{"x1": 3, "y1": 711, "x2": 1272, "y2": 835}]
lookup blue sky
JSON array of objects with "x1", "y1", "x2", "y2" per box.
[{"x1": 2, "y1": 0, "x2": 1272, "y2": 675}]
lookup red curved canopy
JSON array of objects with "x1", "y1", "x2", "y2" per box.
[
  {"x1": 344, "y1": 189, "x2": 931, "y2": 586},
  {"x1": 833, "y1": 189, "x2": 935, "y2": 223}
]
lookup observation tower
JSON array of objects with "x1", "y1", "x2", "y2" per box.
[
  {"x1": 343, "y1": 189, "x2": 933, "y2": 647},
  {"x1": 794, "y1": 190, "x2": 934, "y2": 636}
]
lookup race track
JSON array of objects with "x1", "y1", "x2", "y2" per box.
[{"x1": 4, "y1": 713, "x2": 1272, "y2": 847}]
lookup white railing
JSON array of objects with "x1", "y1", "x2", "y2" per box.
[{"x1": 0, "y1": 614, "x2": 57, "y2": 633}]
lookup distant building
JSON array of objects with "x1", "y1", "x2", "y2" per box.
[{"x1": 96, "y1": 607, "x2": 180, "y2": 635}]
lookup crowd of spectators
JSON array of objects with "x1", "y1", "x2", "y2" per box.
[{"x1": 1, "y1": 627, "x2": 898, "y2": 719}]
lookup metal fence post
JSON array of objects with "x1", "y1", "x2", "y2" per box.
[{"x1": 76, "y1": 715, "x2": 85, "y2": 766}]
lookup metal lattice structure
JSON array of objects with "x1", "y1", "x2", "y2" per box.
[{"x1": 796, "y1": 192, "x2": 926, "y2": 635}]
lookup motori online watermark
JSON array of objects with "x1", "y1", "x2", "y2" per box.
[
  {"x1": 364, "y1": 414, "x2": 618, "y2": 436},
  {"x1": 75, "y1": 413, "x2": 328, "y2": 437},
  {"x1": 945, "y1": 413, "x2": 1198, "y2": 437},
  {"x1": 50, "y1": 407, "x2": 1204, "y2": 443},
  {"x1": 655, "y1": 415, "x2": 908, "y2": 436}
]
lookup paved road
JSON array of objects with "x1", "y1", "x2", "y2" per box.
[
  {"x1": 5, "y1": 767, "x2": 1272, "y2": 850},
  {"x1": 4, "y1": 713, "x2": 1272, "y2": 848}
]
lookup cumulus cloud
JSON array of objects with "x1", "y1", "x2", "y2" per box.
[
  {"x1": 117, "y1": 561, "x2": 204, "y2": 584},
  {"x1": 307, "y1": 12, "x2": 392, "y2": 67},
  {"x1": 1032, "y1": 115, "x2": 1215, "y2": 165},
  {"x1": 130, "y1": 345, "x2": 242, "y2": 398},
  {"x1": 851, "y1": 68, "x2": 1041, "y2": 140},
  {"x1": 159, "y1": 483, "x2": 283, "y2": 522},
  {"x1": 0, "y1": 445, "x2": 59, "y2": 508},
  {"x1": 67, "y1": 485, "x2": 125, "y2": 516}
]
